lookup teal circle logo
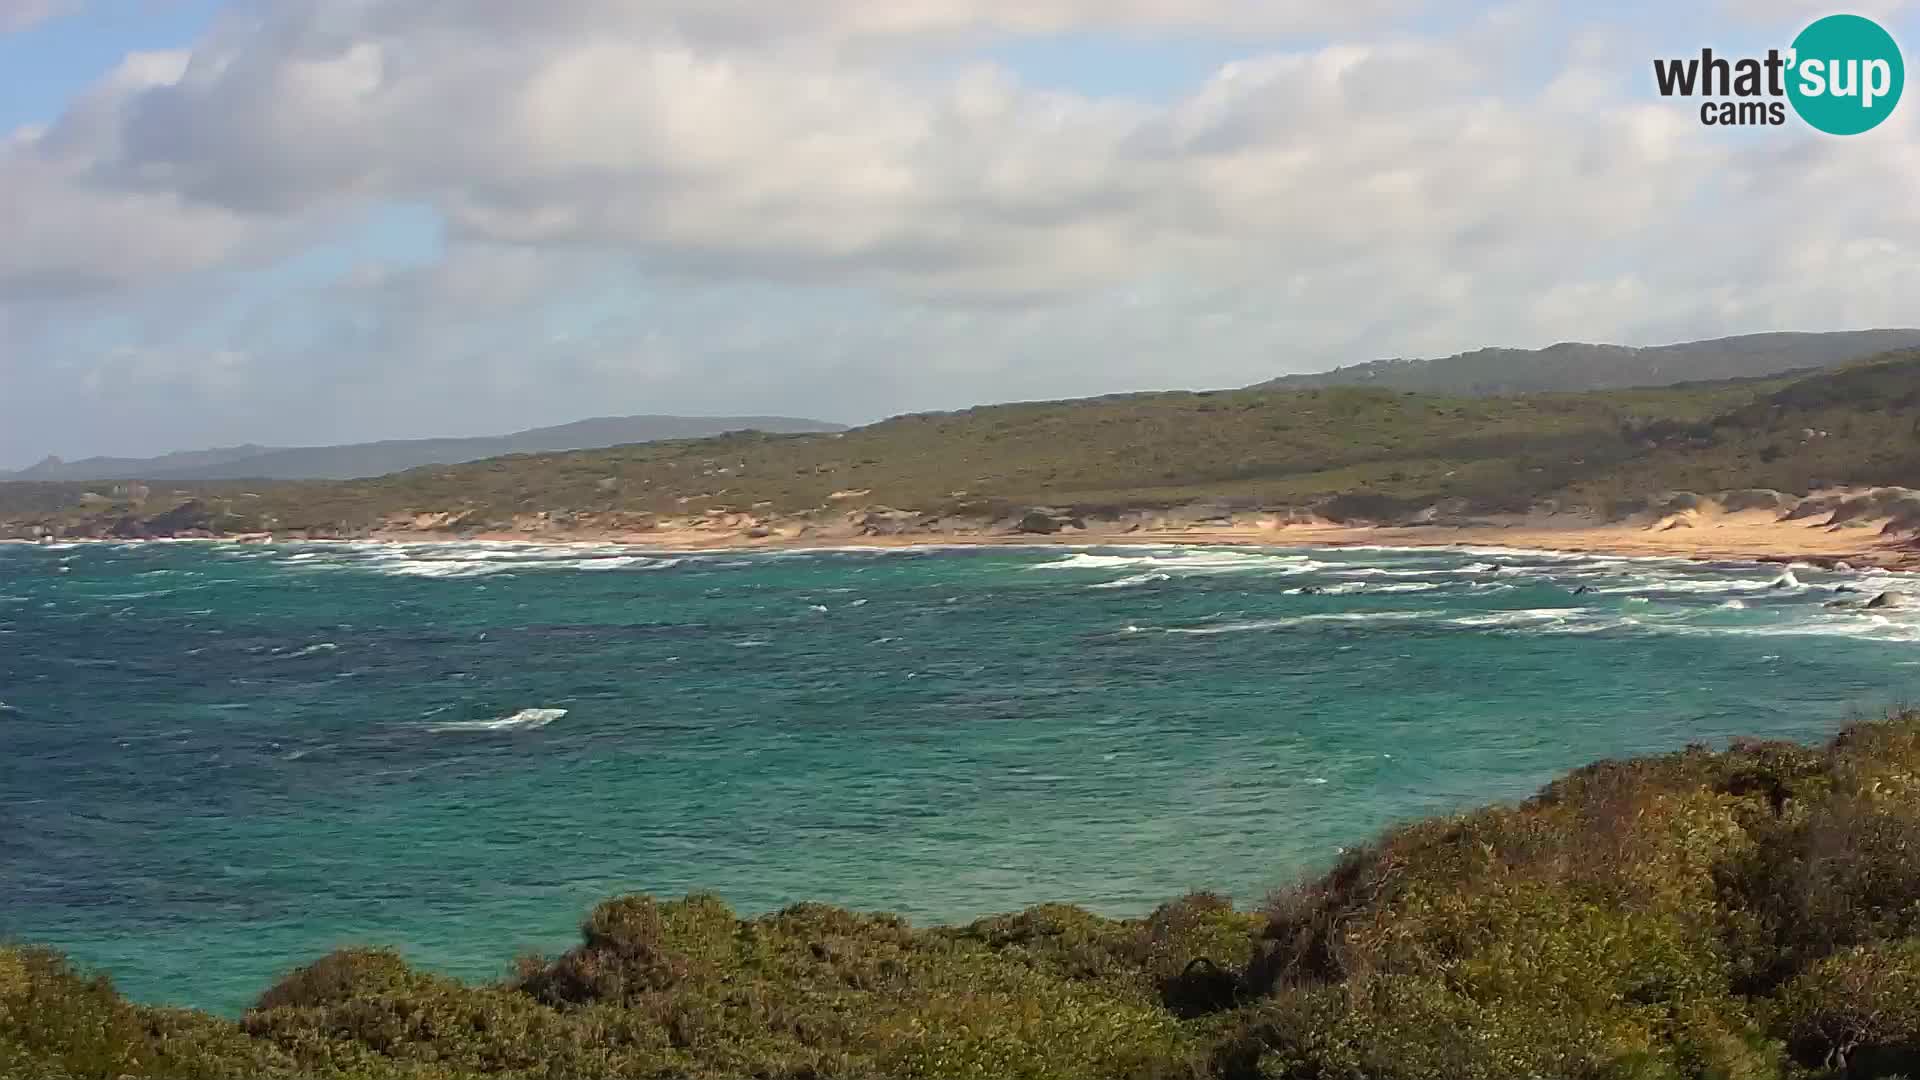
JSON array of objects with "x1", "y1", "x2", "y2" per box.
[{"x1": 1788, "y1": 14, "x2": 1904, "y2": 135}]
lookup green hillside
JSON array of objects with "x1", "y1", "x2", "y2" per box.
[
  {"x1": 1564, "y1": 354, "x2": 1920, "y2": 503},
  {"x1": 8, "y1": 713, "x2": 1920, "y2": 1078},
  {"x1": 1254, "y1": 329, "x2": 1920, "y2": 396},
  {"x1": 8, "y1": 352, "x2": 1920, "y2": 538}
]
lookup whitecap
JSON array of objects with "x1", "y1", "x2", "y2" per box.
[
  {"x1": 568, "y1": 556, "x2": 646, "y2": 571},
  {"x1": 274, "y1": 642, "x2": 340, "y2": 660},
  {"x1": 1031, "y1": 549, "x2": 1325, "y2": 578},
  {"x1": 1160, "y1": 611, "x2": 1428, "y2": 635},
  {"x1": 282, "y1": 742, "x2": 336, "y2": 760},
  {"x1": 1089, "y1": 572, "x2": 1172, "y2": 589},
  {"x1": 1595, "y1": 576, "x2": 1791, "y2": 596},
  {"x1": 428, "y1": 707, "x2": 567, "y2": 733},
  {"x1": 373, "y1": 558, "x2": 511, "y2": 579},
  {"x1": 1450, "y1": 609, "x2": 1579, "y2": 628},
  {"x1": 1032, "y1": 552, "x2": 1152, "y2": 571}
]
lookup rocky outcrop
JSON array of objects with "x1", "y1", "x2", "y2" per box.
[
  {"x1": 854, "y1": 508, "x2": 922, "y2": 536},
  {"x1": 1784, "y1": 494, "x2": 1848, "y2": 521},
  {"x1": 1824, "y1": 488, "x2": 1920, "y2": 528},
  {"x1": 1005, "y1": 509, "x2": 1086, "y2": 535},
  {"x1": 1716, "y1": 489, "x2": 1795, "y2": 514},
  {"x1": 1648, "y1": 491, "x2": 1706, "y2": 516},
  {"x1": 1314, "y1": 493, "x2": 1418, "y2": 525},
  {"x1": 141, "y1": 500, "x2": 217, "y2": 536}
]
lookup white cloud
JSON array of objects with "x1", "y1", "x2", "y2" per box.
[
  {"x1": 351, "y1": 0, "x2": 1427, "y2": 47},
  {"x1": 0, "y1": 0, "x2": 75, "y2": 34},
  {"x1": 3, "y1": 0, "x2": 1920, "y2": 464},
  {"x1": 0, "y1": 150, "x2": 254, "y2": 294},
  {"x1": 1720, "y1": 0, "x2": 1917, "y2": 25},
  {"x1": 17, "y1": 9, "x2": 1717, "y2": 299}
]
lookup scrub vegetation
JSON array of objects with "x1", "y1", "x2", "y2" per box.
[{"x1": 10, "y1": 352, "x2": 1920, "y2": 540}]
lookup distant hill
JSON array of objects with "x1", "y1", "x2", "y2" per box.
[
  {"x1": 15, "y1": 349, "x2": 1920, "y2": 539},
  {"x1": 0, "y1": 367, "x2": 1793, "y2": 533},
  {"x1": 2, "y1": 444, "x2": 280, "y2": 482},
  {"x1": 1253, "y1": 329, "x2": 1920, "y2": 396},
  {"x1": 0, "y1": 416, "x2": 846, "y2": 483}
]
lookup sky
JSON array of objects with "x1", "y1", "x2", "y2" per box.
[{"x1": 2, "y1": 1, "x2": 1919, "y2": 467}]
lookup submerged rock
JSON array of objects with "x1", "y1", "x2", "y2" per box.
[{"x1": 1867, "y1": 592, "x2": 1904, "y2": 610}]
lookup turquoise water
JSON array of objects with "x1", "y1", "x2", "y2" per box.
[{"x1": 2, "y1": 539, "x2": 1915, "y2": 1013}]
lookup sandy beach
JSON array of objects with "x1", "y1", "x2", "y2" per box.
[
  {"x1": 383, "y1": 506, "x2": 1919, "y2": 571},
  {"x1": 19, "y1": 495, "x2": 1913, "y2": 571}
]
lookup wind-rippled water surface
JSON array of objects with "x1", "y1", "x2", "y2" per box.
[{"x1": 2, "y1": 538, "x2": 1916, "y2": 1012}]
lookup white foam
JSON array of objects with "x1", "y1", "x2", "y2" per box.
[
  {"x1": 1450, "y1": 609, "x2": 1578, "y2": 627},
  {"x1": 1033, "y1": 552, "x2": 1150, "y2": 571},
  {"x1": 276, "y1": 642, "x2": 339, "y2": 659},
  {"x1": 1594, "y1": 576, "x2": 1791, "y2": 596},
  {"x1": 1031, "y1": 549, "x2": 1324, "y2": 577},
  {"x1": 270, "y1": 541, "x2": 688, "y2": 578},
  {"x1": 568, "y1": 556, "x2": 648, "y2": 571},
  {"x1": 1653, "y1": 615, "x2": 1920, "y2": 644},
  {"x1": 378, "y1": 559, "x2": 507, "y2": 579},
  {"x1": 428, "y1": 707, "x2": 566, "y2": 733},
  {"x1": 1159, "y1": 611, "x2": 1428, "y2": 635},
  {"x1": 1089, "y1": 572, "x2": 1172, "y2": 589}
]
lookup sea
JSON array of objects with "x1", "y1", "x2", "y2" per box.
[{"x1": 2, "y1": 538, "x2": 1916, "y2": 1013}]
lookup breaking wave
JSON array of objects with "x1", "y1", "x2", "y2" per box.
[{"x1": 428, "y1": 707, "x2": 567, "y2": 733}]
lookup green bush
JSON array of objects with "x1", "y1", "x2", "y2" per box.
[{"x1": 1772, "y1": 940, "x2": 1920, "y2": 1075}]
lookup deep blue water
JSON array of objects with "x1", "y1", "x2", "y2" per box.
[{"x1": 2, "y1": 539, "x2": 1915, "y2": 1013}]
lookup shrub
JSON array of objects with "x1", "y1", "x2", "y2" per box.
[
  {"x1": 1772, "y1": 940, "x2": 1920, "y2": 1075},
  {"x1": 515, "y1": 893, "x2": 739, "y2": 1006},
  {"x1": 253, "y1": 948, "x2": 416, "y2": 1011}
]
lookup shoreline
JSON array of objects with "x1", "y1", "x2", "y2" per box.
[
  {"x1": 16, "y1": 508, "x2": 1917, "y2": 570},
  {"x1": 398, "y1": 507, "x2": 1920, "y2": 570}
]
